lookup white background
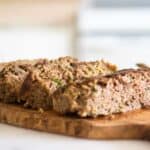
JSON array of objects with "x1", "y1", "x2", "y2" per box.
[
  {"x1": 77, "y1": 8, "x2": 150, "y2": 68},
  {"x1": 0, "y1": 124, "x2": 149, "y2": 150},
  {"x1": 0, "y1": 27, "x2": 72, "y2": 62}
]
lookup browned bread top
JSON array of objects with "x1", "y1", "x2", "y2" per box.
[{"x1": 72, "y1": 60, "x2": 117, "y2": 82}]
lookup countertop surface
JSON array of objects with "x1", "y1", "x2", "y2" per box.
[{"x1": 0, "y1": 124, "x2": 149, "y2": 150}]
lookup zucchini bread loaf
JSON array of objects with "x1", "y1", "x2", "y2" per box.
[
  {"x1": 20, "y1": 58, "x2": 117, "y2": 110},
  {"x1": 52, "y1": 68, "x2": 150, "y2": 117},
  {"x1": 0, "y1": 59, "x2": 43, "y2": 103}
]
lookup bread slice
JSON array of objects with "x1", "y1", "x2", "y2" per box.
[
  {"x1": 52, "y1": 68, "x2": 150, "y2": 117},
  {"x1": 0, "y1": 59, "x2": 43, "y2": 103},
  {"x1": 20, "y1": 56, "x2": 78, "y2": 109},
  {"x1": 20, "y1": 59, "x2": 117, "y2": 110}
]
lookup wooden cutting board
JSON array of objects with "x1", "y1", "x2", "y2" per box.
[{"x1": 0, "y1": 102, "x2": 150, "y2": 140}]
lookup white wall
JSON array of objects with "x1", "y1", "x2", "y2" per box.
[
  {"x1": 77, "y1": 8, "x2": 150, "y2": 68},
  {"x1": 0, "y1": 27, "x2": 72, "y2": 62}
]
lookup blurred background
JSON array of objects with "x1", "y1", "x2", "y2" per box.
[{"x1": 0, "y1": 0, "x2": 150, "y2": 68}]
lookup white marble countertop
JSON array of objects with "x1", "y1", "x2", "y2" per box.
[{"x1": 0, "y1": 124, "x2": 149, "y2": 150}]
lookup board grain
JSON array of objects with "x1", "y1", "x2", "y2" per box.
[{"x1": 0, "y1": 103, "x2": 149, "y2": 140}]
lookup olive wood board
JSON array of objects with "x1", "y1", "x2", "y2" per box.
[{"x1": 0, "y1": 103, "x2": 149, "y2": 140}]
